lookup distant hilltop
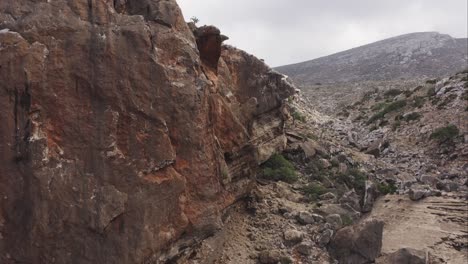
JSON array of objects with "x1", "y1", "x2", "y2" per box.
[{"x1": 276, "y1": 32, "x2": 468, "y2": 85}]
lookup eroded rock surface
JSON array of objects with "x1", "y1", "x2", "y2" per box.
[{"x1": 0, "y1": 1, "x2": 294, "y2": 263}]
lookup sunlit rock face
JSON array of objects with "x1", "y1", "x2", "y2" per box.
[{"x1": 0, "y1": 0, "x2": 294, "y2": 263}]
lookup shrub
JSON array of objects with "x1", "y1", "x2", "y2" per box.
[
  {"x1": 430, "y1": 125, "x2": 459, "y2": 144},
  {"x1": 426, "y1": 79, "x2": 437, "y2": 84},
  {"x1": 403, "y1": 112, "x2": 422, "y2": 122},
  {"x1": 302, "y1": 183, "x2": 327, "y2": 200},
  {"x1": 371, "y1": 102, "x2": 388, "y2": 111},
  {"x1": 190, "y1": 16, "x2": 200, "y2": 24},
  {"x1": 377, "y1": 182, "x2": 397, "y2": 195},
  {"x1": 384, "y1": 89, "x2": 403, "y2": 97},
  {"x1": 341, "y1": 215, "x2": 353, "y2": 226},
  {"x1": 262, "y1": 154, "x2": 298, "y2": 183},
  {"x1": 367, "y1": 100, "x2": 407, "y2": 124},
  {"x1": 292, "y1": 111, "x2": 306, "y2": 123}
]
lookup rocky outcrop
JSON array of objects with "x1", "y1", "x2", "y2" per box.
[
  {"x1": 0, "y1": 1, "x2": 294, "y2": 263},
  {"x1": 329, "y1": 218, "x2": 384, "y2": 264}
]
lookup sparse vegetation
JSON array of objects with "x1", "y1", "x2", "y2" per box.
[
  {"x1": 190, "y1": 16, "x2": 200, "y2": 24},
  {"x1": 371, "y1": 102, "x2": 388, "y2": 111},
  {"x1": 336, "y1": 168, "x2": 366, "y2": 193},
  {"x1": 292, "y1": 111, "x2": 306, "y2": 123},
  {"x1": 262, "y1": 154, "x2": 298, "y2": 183},
  {"x1": 430, "y1": 125, "x2": 459, "y2": 144},
  {"x1": 341, "y1": 215, "x2": 353, "y2": 226},
  {"x1": 367, "y1": 100, "x2": 407, "y2": 124},
  {"x1": 377, "y1": 182, "x2": 398, "y2": 195},
  {"x1": 302, "y1": 183, "x2": 327, "y2": 200}
]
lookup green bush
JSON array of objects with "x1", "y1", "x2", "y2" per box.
[
  {"x1": 302, "y1": 183, "x2": 327, "y2": 200},
  {"x1": 403, "y1": 112, "x2": 422, "y2": 122},
  {"x1": 377, "y1": 182, "x2": 397, "y2": 195},
  {"x1": 371, "y1": 102, "x2": 388, "y2": 111},
  {"x1": 384, "y1": 89, "x2": 403, "y2": 97},
  {"x1": 341, "y1": 215, "x2": 353, "y2": 226},
  {"x1": 367, "y1": 100, "x2": 407, "y2": 124},
  {"x1": 292, "y1": 111, "x2": 306, "y2": 123},
  {"x1": 426, "y1": 79, "x2": 437, "y2": 84},
  {"x1": 430, "y1": 125, "x2": 459, "y2": 144},
  {"x1": 262, "y1": 154, "x2": 298, "y2": 183}
]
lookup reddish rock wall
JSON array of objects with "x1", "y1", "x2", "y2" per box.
[{"x1": 0, "y1": 0, "x2": 294, "y2": 263}]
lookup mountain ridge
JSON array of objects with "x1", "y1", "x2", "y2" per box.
[{"x1": 276, "y1": 32, "x2": 467, "y2": 84}]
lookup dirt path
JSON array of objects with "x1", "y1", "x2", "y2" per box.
[{"x1": 369, "y1": 195, "x2": 468, "y2": 263}]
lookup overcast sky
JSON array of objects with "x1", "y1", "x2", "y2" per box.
[{"x1": 177, "y1": 0, "x2": 468, "y2": 67}]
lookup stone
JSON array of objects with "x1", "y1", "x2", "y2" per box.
[
  {"x1": 299, "y1": 141, "x2": 317, "y2": 158},
  {"x1": 311, "y1": 213, "x2": 325, "y2": 222},
  {"x1": 329, "y1": 218, "x2": 384, "y2": 264},
  {"x1": 296, "y1": 242, "x2": 314, "y2": 256},
  {"x1": 258, "y1": 250, "x2": 282, "y2": 264},
  {"x1": 315, "y1": 203, "x2": 361, "y2": 221},
  {"x1": 320, "y1": 158, "x2": 332, "y2": 169},
  {"x1": 339, "y1": 190, "x2": 362, "y2": 212},
  {"x1": 362, "y1": 180, "x2": 378, "y2": 213},
  {"x1": 419, "y1": 175, "x2": 439, "y2": 187},
  {"x1": 339, "y1": 163, "x2": 348, "y2": 174},
  {"x1": 319, "y1": 192, "x2": 336, "y2": 200},
  {"x1": 376, "y1": 248, "x2": 426, "y2": 264},
  {"x1": 316, "y1": 228, "x2": 334, "y2": 247},
  {"x1": 297, "y1": 211, "x2": 315, "y2": 225},
  {"x1": 408, "y1": 187, "x2": 432, "y2": 201},
  {"x1": 326, "y1": 214, "x2": 343, "y2": 230},
  {"x1": 283, "y1": 229, "x2": 304, "y2": 243}
]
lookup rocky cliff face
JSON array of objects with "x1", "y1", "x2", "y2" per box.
[{"x1": 0, "y1": 1, "x2": 294, "y2": 263}]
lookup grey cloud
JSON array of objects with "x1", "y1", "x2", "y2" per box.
[{"x1": 177, "y1": 0, "x2": 467, "y2": 66}]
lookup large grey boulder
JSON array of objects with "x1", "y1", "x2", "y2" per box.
[{"x1": 329, "y1": 218, "x2": 384, "y2": 264}]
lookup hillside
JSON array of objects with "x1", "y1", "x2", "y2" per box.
[{"x1": 276, "y1": 32, "x2": 467, "y2": 85}]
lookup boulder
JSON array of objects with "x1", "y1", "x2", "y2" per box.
[
  {"x1": 408, "y1": 186, "x2": 432, "y2": 201},
  {"x1": 320, "y1": 192, "x2": 337, "y2": 200},
  {"x1": 283, "y1": 229, "x2": 304, "y2": 243},
  {"x1": 297, "y1": 211, "x2": 315, "y2": 225},
  {"x1": 329, "y1": 218, "x2": 384, "y2": 264},
  {"x1": 339, "y1": 190, "x2": 362, "y2": 212},
  {"x1": 326, "y1": 214, "x2": 343, "y2": 230},
  {"x1": 295, "y1": 242, "x2": 314, "y2": 256},
  {"x1": 376, "y1": 248, "x2": 426, "y2": 264},
  {"x1": 315, "y1": 203, "x2": 361, "y2": 221},
  {"x1": 362, "y1": 180, "x2": 378, "y2": 213},
  {"x1": 258, "y1": 250, "x2": 282, "y2": 264},
  {"x1": 316, "y1": 229, "x2": 334, "y2": 247}
]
